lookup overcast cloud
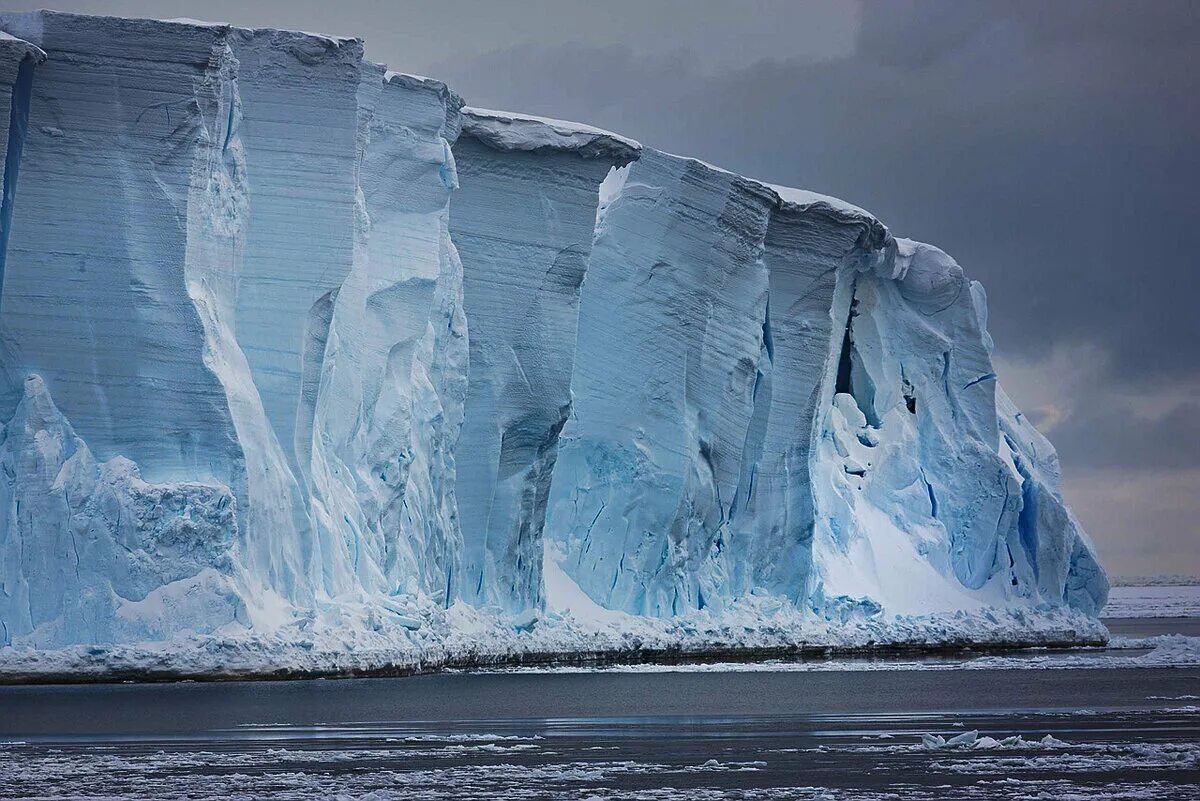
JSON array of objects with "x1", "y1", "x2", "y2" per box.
[{"x1": 5, "y1": 0, "x2": 1197, "y2": 575}]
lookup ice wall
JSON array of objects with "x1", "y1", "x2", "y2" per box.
[
  {"x1": 0, "y1": 376, "x2": 243, "y2": 647},
  {"x1": 449, "y1": 109, "x2": 637, "y2": 612},
  {"x1": 228, "y1": 28, "x2": 362, "y2": 480},
  {"x1": 813, "y1": 240, "x2": 1016, "y2": 616},
  {"x1": 809, "y1": 238, "x2": 1111, "y2": 617},
  {"x1": 723, "y1": 188, "x2": 891, "y2": 606},
  {"x1": 546, "y1": 163, "x2": 1108, "y2": 621},
  {"x1": 0, "y1": 12, "x2": 243, "y2": 479},
  {"x1": 0, "y1": 12, "x2": 473, "y2": 645},
  {"x1": 0, "y1": 12, "x2": 251, "y2": 644},
  {"x1": 547, "y1": 150, "x2": 776, "y2": 616},
  {"x1": 996, "y1": 386, "x2": 1108, "y2": 617}
]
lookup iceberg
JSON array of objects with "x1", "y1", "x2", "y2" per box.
[
  {"x1": 0, "y1": 13, "x2": 255, "y2": 647},
  {"x1": 0, "y1": 10, "x2": 1107, "y2": 675}
]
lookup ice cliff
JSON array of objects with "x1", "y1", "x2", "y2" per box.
[{"x1": 0, "y1": 11, "x2": 1107, "y2": 673}]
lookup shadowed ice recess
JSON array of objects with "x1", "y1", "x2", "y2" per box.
[{"x1": 0, "y1": 11, "x2": 1107, "y2": 676}]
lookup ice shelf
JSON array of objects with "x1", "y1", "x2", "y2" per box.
[{"x1": 0, "y1": 10, "x2": 1107, "y2": 672}]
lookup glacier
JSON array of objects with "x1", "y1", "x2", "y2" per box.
[{"x1": 0, "y1": 10, "x2": 1107, "y2": 677}]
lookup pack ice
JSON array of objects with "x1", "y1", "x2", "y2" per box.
[{"x1": 0, "y1": 11, "x2": 1107, "y2": 675}]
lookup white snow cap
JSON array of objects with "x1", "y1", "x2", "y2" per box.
[{"x1": 462, "y1": 107, "x2": 640, "y2": 162}]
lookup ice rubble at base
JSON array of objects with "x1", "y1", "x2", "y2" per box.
[{"x1": 0, "y1": 10, "x2": 1107, "y2": 673}]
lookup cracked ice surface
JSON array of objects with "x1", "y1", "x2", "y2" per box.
[{"x1": 0, "y1": 10, "x2": 1108, "y2": 672}]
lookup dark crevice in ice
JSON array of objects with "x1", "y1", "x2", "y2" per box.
[
  {"x1": 834, "y1": 297, "x2": 880, "y2": 426},
  {"x1": 921, "y1": 469, "x2": 938, "y2": 519},
  {"x1": 221, "y1": 85, "x2": 237, "y2": 152},
  {"x1": 835, "y1": 299, "x2": 857, "y2": 396},
  {"x1": 0, "y1": 58, "x2": 36, "y2": 299},
  {"x1": 761, "y1": 294, "x2": 775, "y2": 364},
  {"x1": 903, "y1": 376, "x2": 918, "y2": 415},
  {"x1": 1008, "y1": 440, "x2": 1041, "y2": 582},
  {"x1": 961, "y1": 372, "x2": 997, "y2": 392}
]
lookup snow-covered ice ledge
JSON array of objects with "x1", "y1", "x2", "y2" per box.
[
  {"x1": 0, "y1": 10, "x2": 1107, "y2": 679},
  {"x1": 461, "y1": 107, "x2": 641, "y2": 161}
]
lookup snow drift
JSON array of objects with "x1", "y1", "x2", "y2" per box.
[{"x1": 0, "y1": 11, "x2": 1106, "y2": 675}]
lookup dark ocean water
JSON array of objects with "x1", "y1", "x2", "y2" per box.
[{"x1": 0, "y1": 617, "x2": 1196, "y2": 799}]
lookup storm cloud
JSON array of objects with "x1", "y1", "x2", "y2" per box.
[{"x1": 432, "y1": 1, "x2": 1199, "y2": 383}]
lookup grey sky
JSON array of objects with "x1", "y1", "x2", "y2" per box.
[{"x1": 6, "y1": 0, "x2": 1197, "y2": 576}]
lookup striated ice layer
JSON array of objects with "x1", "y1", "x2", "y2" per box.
[
  {"x1": 217, "y1": 27, "x2": 372, "y2": 604},
  {"x1": 449, "y1": 109, "x2": 637, "y2": 612},
  {"x1": 0, "y1": 13, "x2": 258, "y2": 645},
  {"x1": 0, "y1": 10, "x2": 1107, "y2": 665},
  {"x1": 0, "y1": 13, "x2": 473, "y2": 646},
  {"x1": 0, "y1": 12, "x2": 244, "y2": 481},
  {"x1": 544, "y1": 155, "x2": 899, "y2": 617},
  {"x1": 228, "y1": 27, "x2": 363, "y2": 481},
  {"x1": 722, "y1": 189, "x2": 891, "y2": 607},
  {"x1": 546, "y1": 161, "x2": 1108, "y2": 622}
]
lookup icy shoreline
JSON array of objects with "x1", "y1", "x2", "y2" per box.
[{"x1": 0, "y1": 604, "x2": 1106, "y2": 684}]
